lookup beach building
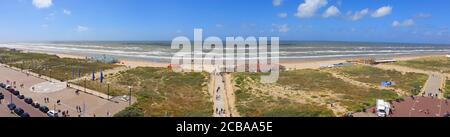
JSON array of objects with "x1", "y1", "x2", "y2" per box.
[
  {"x1": 90, "y1": 54, "x2": 119, "y2": 64},
  {"x1": 347, "y1": 58, "x2": 396, "y2": 65},
  {"x1": 374, "y1": 59, "x2": 397, "y2": 64}
]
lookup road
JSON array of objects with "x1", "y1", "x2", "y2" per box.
[
  {"x1": 423, "y1": 73, "x2": 444, "y2": 97},
  {"x1": 0, "y1": 89, "x2": 47, "y2": 117}
]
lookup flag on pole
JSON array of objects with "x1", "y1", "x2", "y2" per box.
[
  {"x1": 92, "y1": 69, "x2": 95, "y2": 81},
  {"x1": 100, "y1": 69, "x2": 104, "y2": 83},
  {"x1": 78, "y1": 67, "x2": 81, "y2": 78},
  {"x1": 72, "y1": 66, "x2": 75, "y2": 79}
]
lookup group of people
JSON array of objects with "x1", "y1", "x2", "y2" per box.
[
  {"x1": 5, "y1": 80, "x2": 24, "y2": 89},
  {"x1": 43, "y1": 97, "x2": 50, "y2": 103},
  {"x1": 216, "y1": 108, "x2": 226, "y2": 115}
]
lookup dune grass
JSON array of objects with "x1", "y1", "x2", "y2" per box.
[
  {"x1": 394, "y1": 56, "x2": 450, "y2": 73},
  {"x1": 0, "y1": 49, "x2": 119, "y2": 81},
  {"x1": 74, "y1": 67, "x2": 213, "y2": 117},
  {"x1": 445, "y1": 81, "x2": 450, "y2": 99},
  {"x1": 332, "y1": 65, "x2": 428, "y2": 95},
  {"x1": 234, "y1": 69, "x2": 399, "y2": 116}
]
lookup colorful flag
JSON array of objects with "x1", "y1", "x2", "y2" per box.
[
  {"x1": 100, "y1": 69, "x2": 104, "y2": 83},
  {"x1": 92, "y1": 69, "x2": 95, "y2": 81},
  {"x1": 78, "y1": 67, "x2": 81, "y2": 78},
  {"x1": 72, "y1": 66, "x2": 75, "y2": 79}
]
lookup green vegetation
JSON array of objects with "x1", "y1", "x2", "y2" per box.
[
  {"x1": 394, "y1": 56, "x2": 450, "y2": 73},
  {"x1": 74, "y1": 67, "x2": 212, "y2": 117},
  {"x1": 445, "y1": 81, "x2": 450, "y2": 99},
  {"x1": 234, "y1": 69, "x2": 398, "y2": 116},
  {"x1": 332, "y1": 65, "x2": 428, "y2": 95},
  {"x1": 0, "y1": 49, "x2": 119, "y2": 81}
]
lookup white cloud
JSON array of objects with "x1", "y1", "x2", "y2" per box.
[
  {"x1": 273, "y1": 0, "x2": 283, "y2": 7},
  {"x1": 295, "y1": 0, "x2": 328, "y2": 18},
  {"x1": 322, "y1": 6, "x2": 340, "y2": 18},
  {"x1": 392, "y1": 21, "x2": 401, "y2": 27},
  {"x1": 45, "y1": 12, "x2": 55, "y2": 20},
  {"x1": 277, "y1": 12, "x2": 288, "y2": 18},
  {"x1": 415, "y1": 13, "x2": 432, "y2": 19},
  {"x1": 372, "y1": 6, "x2": 392, "y2": 18},
  {"x1": 32, "y1": 0, "x2": 53, "y2": 9},
  {"x1": 63, "y1": 9, "x2": 71, "y2": 15},
  {"x1": 392, "y1": 19, "x2": 414, "y2": 28},
  {"x1": 349, "y1": 8, "x2": 369, "y2": 21},
  {"x1": 76, "y1": 26, "x2": 89, "y2": 32},
  {"x1": 272, "y1": 24, "x2": 289, "y2": 33}
]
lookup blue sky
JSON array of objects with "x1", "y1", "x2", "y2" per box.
[{"x1": 1, "y1": 0, "x2": 450, "y2": 44}]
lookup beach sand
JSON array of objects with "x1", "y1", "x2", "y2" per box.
[
  {"x1": 280, "y1": 54, "x2": 444, "y2": 70},
  {"x1": 23, "y1": 49, "x2": 447, "y2": 71},
  {"x1": 55, "y1": 53, "x2": 168, "y2": 68}
]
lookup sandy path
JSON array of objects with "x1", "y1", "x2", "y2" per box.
[
  {"x1": 322, "y1": 69, "x2": 408, "y2": 96},
  {"x1": 211, "y1": 72, "x2": 230, "y2": 117},
  {"x1": 223, "y1": 73, "x2": 240, "y2": 117}
]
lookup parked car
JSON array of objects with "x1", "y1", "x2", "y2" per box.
[
  {"x1": 20, "y1": 113, "x2": 30, "y2": 117},
  {"x1": 0, "y1": 93, "x2": 4, "y2": 100},
  {"x1": 14, "y1": 108, "x2": 25, "y2": 115},
  {"x1": 47, "y1": 110, "x2": 59, "y2": 117},
  {"x1": 7, "y1": 103, "x2": 16, "y2": 110},
  {"x1": 12, "y1": 90, "x2": 20, "y2": 96},
  {"x1": 18, "y1": 95, "x2": 25, "y2": 99},
  {"x1": 24, "y1": 98, "x2": 33, "y2": 104},
  {"x1": 0, "y1": 83, "x2": 5, "y2": 88},
  {"x1": 32, "y1": 102, "x2": 40, "y2": 108},
  {"x1": 39, "y1": 106, "x2": 49, "y2": 113},
  {"x1": 5, "y1": 85, "x2": 12, "y2": 90}
]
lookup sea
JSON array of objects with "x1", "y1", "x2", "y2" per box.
[{"x1": 1, "y1": 41, "x2": 450, "y2": 62}]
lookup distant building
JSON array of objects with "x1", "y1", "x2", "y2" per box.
[
  {"x1": 374, "y1": 59, "x2": 397, "y2": 64},
  {"x1": 321, "y1": 62, "x2": 354, "y2": 68},
  {"x1": 347, "y1": 58, "x2": 396, "y2": 65},
  {"x1": 347, "y1": 58, "x2": 376, "y2": 65},
  {"x1": 91, "y1": 54, "x2": 119, "y2": 64}
]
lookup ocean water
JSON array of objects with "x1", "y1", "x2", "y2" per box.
[{"x1": 1, "y1": 41, "x2": 450, "y2": 62}]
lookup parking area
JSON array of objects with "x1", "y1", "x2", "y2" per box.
[
  {"x1": 0, "y1": 65, "x2": 129, "y2": 117},
  {"x1": 390, "y1": 96, "x2": 450, "y2": 117}
]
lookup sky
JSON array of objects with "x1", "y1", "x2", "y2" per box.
[{"x1": 0, "y1": 0, "x2": 450, "y2": 44}]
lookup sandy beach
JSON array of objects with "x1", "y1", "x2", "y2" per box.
[
  {"x1": 280, "y1": 53, "x2": 444, "y2": 70},
  {"x1": 27, "y1": 50, "x2": 447, "y2": 71},
  {"x1": 55, "y1": 53, "x2": 168, "y2": 68}
]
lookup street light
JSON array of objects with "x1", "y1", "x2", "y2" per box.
[
  {"x1": 10, "y1": 93, "x2": 13, "y2": 113},
  {"x1": 107, "y1": 82, "x2": 111, "y2": 100},
  {"x1": 128, "y1": 86, "x2": 132, "y2": 106},
  {"x1": 49, "y1": 69, "x2": 52, "y2": 82},
  {"x1": 84, "y1": 77, "x2": 87, "y2": 92}
]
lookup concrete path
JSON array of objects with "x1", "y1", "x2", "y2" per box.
[{"x1": 422, "y1": 73, "x2": 445, "y2": 98}]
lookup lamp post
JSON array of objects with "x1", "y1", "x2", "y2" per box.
[
  {"x1": 128, "y1": 86, "x2": 132, "y2": 106},
  {"x1": 49, "y1": 69, "x2": 52, "y2": 82},
  {"x1": 107, "y1": 82, "x2": 110, "y2": 100},
  {"x1": 84, "y1": 77, "x2": 87, "y2": 92},
  {"x1": 10, "y1": 94, "x2": 13, "y2": 113}
]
